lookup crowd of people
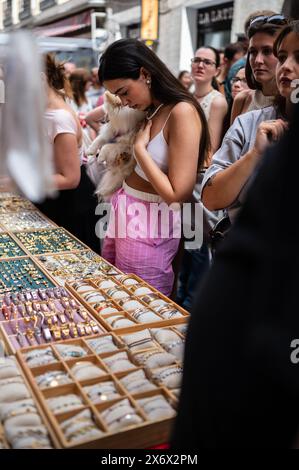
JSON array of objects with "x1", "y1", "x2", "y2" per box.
[
  {"x1": 34, "y1": 6, "x2": 299, "y2": 448},
  {"x1": 41, "y1": 9, "x2": 298, "y2": 315}
]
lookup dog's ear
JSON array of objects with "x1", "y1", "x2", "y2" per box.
[{"x1": 104, "y1": 90, "x2": 122, "y2": 108}]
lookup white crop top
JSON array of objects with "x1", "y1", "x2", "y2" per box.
[
  {"x1": 134, "y1": 111, "x2": 171, "y2": 182},
  {"x1": 44, "y1": 108, "x2": 84, "y2": 164}
]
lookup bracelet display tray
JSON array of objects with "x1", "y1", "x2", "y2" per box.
[
  {"x1": 67, "y1": 274, "x2": 189, "y2": 334},
  {"x1": 17, "y1": 330, "x2": 183, "y2": 449}
]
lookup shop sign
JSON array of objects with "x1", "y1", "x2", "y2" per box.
[
  {"x1": 198, "y1": 2, "x2": 234, "y2": 27},
  {"x1": 141, "y1": 0, "x2": 159, "y2": 42}
]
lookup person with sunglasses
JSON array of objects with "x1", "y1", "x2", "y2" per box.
[
  {"x1": 201, "y1": 20, "x2": 299, "y2": 224},
  {"x1": 231, "y1": 12, "x2": 289, "y2": 124}
]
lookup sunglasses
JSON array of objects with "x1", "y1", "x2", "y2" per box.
[{"x1": 249, "y1": 14, "x2": 288, "y2": 28}]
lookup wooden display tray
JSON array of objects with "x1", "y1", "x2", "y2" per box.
[
  {"x1": 0, "y1": 232, "x2": 27, "y2": 259},
  {"x1": 0, "y1": 422, "x2": 9, "y2": 449},
  {"x1": 17, "y1": 334, "x2": 179, "y2": 449},
  {"x1": 66, "y1": 274, "x2": 189, "y2": 334},
  {"x1": 0, "y1": 355, "x2": 60, "y2": 449},
  {"x1": 0, "y1": 284, "x2": 107, "y2": 355},
  {"x1": 12, "y1": 227, "x2": 91, "y2": 257},
  {"x1": 0, "y1": 256, "x2": 57, "y2": 296},
  {"x1": 34, "y1": 250, "x2": 121, "y2": 286},
  {"x1": 0, "y1": 209, "x2": 57, "y2": 233},
  {"x1": 0, "y1": 196, "x2": 36, "y2": 213}
]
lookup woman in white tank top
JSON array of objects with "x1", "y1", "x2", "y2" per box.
[
  {"x1": 98, "y1": 39, "x2": 210, "y2": 296},
  {"x1": 192, "y1": 46, "x2": 228, "y2": 161}
]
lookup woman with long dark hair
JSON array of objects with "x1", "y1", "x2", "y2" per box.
[
  {"x1": 231, "y1": 13, "x2": 289, "y2": 123},
  {"x1": 98, "y1": 39, "x2": 210, "y2": 296}
]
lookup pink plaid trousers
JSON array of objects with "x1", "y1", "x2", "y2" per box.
[{"x1": 102, "y1": 183, "x2": 181, "y2": 297}]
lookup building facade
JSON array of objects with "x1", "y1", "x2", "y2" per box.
[
  {"x1": 0, "y1": 0, "x2": 286, "y2": 72},
  {"x1": 0, "y1": 0, "x2": 106, "y2": 38},
  {"x1": 109, "y1": 0, "x2": 284, "y2": 74}
]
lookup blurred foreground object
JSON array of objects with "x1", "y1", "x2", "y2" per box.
[
  {"x1": 172, "y1": 105, "x2": 299, "y2": 449},
  {"x1": 0, "y1": 31, "x2": 54, "y2": 202}
]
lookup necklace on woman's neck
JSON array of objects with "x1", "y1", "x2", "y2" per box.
[
  {"x1": 146, "y1": 103, "x2": 164, "y2": 120},
  {"x1": 194, "y1": 88, "x2": 213, "y2": 100}
]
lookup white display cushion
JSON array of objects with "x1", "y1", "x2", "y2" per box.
[
  {"x1": 121, "y1": 329, "x2": 156, "y2": 352},
  {"x1": 70, "y1": 361, "x2": 106, "y2": 381},
  {"x1": 133, "y1": 348, "x2": 177, "y2": 370},
  {"x1": 87, "y1": 336, "x2": 119, "y2": 354},
  {"x1": 151, "y1": 365, "x2": 183, "y2": 389},
  {"x1": 120, "y1": 369, "x2": 157, "y2": 394},
  {"x1": 137, "y1": 395, "x2": 176, "y2": 421},
  {"x1": 47, "y1": 393, "x2": 83, "y2": 414},
  {"x1": 101, "y1": 399, "x2": 143, "y2": 432},
  {"x1": 103, "y1": 352, "x2": 135, "y2": 373}
]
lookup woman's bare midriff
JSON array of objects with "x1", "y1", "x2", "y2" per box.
[{"x1": 125, "y1": 171, "x2": 158, "y2": 194}]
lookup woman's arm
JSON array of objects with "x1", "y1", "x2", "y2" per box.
[
  {"x1": 85, "y1": 105, "x2": 106, "y2": 133},
  {"x1": 133, "y1": 102, "x2": 201, "y2": 204},
  {"x1": 53, "y1": 133, "x2": 81, "y2": 190},
  {"x1": 202, "y1": 119, "x2": 288, "y2": 211},
  {"x1": 208, "y1": 96, "x2": 228, "y2": 157}
]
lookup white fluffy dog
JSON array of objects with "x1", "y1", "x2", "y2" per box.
[{"x1": 87, "y1": 91, "x2": 145, "y2": 198}]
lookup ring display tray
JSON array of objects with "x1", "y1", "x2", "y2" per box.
[
  {"x1": 14, "y1": 228, "x2": 90, "y2": 256},
  {"x1": 36, "y1": 251, "x2": 121, "y2": 286},
  {"x1": 0, "y1": 232, "x2": 26, "y2": 259},
  {"x1": 0, "y1": 286, "x2": 106, "y2": 354},
  {"x1": 0, "y1": 257, "x2": 56, "y2": 295},
  {"x1": 0, "y1": 196, "x2": 36, "y2": 213},
  {"x1": 0, "y1": 210, "x2": 57, "y2": 232}
]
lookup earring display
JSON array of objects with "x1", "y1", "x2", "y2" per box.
[
  {"x1": 0, "y1": 196, "x2": 36, "y2": 213},
  {"x1": 0, "y1": 211, "x2": 56, "y2": 232},
  {"x1": 0, "y1": 356, "x2": 55, "y2": 449},
  {"x1": 37, "y1": 252, "x2": 120, "y2": 285},
  {"x1": 0, "y1": 233, "x2": 26, "y2": 259},
  {"x1": 14, "y1": 228, "x2": 86, "y2": 255},
  {"x1": 0, "y1": 258, "x2": 55, "y2": 295},
  {"x1": 0, "y1": 286, "x2": 105, "y2": 352},
  {"x1": 17, "y1": 333, "x2": 178, "y2": 448}
]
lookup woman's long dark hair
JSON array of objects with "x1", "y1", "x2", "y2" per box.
[{"x1": 98, "y1": 39, "x2": 210, "y2": 169}]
